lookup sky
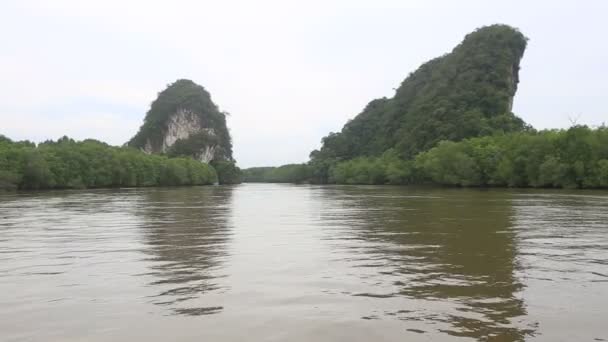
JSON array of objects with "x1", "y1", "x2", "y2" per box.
[{"x1": 1, "y1": 0, "x2": 606, "y2": 167}]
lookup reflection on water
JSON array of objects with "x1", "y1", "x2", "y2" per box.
[
  {"x1": 315, "y1": 188, "x2": 532, "y2": 340},
  {"x1": 136, "y1": 187, "x2": 234, "y2": 316},
  {"x1": 1, "y1": 184, "x2": 607, "y2": 341}
]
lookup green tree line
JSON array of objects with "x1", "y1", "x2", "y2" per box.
[
  {"x1": 413, "y1": 126, "x2": 608, "y2": 188},
  {"x1": 242, "y1": 164, "x2": 310, "y2": 183},
  {"x1": 0, "y1": 136, "x2": 218, "y2": 191},
  {"x1": 244, "y1": 126, "x2": 608, "y2": 189}
]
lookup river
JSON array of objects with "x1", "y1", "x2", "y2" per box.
[{"x1": 1, "y1": 184, "x2": 607, "y2": 341}]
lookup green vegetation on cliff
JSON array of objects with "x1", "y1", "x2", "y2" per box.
[
  {"x1": 128, "y1": 79, "x2": 233, "y2": 162},
  {"x1": 0, "y1": 136, "x2": 217, "y2": 191},
  {"x1": 243, "y1": 25, "x2": 608, "y2": 189},
  {"x1": 310, "y1": 25, "x2": 529, "y2": 182}
]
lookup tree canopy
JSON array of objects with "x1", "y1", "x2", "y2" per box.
[{"x1": 327, "y1": 126, "x2": 608, "y2": 189}]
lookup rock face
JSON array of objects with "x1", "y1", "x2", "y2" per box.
[
  {"x1": 311, "y1": 24, "x2": 529, "y2": 161},
  {"x1": 129, "y1": 80, "x2": 233, "y2": 163}
]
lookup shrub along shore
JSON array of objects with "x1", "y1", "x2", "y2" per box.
[
  {"x1": 3, "y1": 126, "x2": 607, "y2": 191},
  {"x1": 0, "y1": 136, "x2": 218, "y2": 191},
  {"x1": 243, "y1": 126, "x2": 608, "y2": 189}
]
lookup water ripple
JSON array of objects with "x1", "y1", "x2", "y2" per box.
[{"x1": 1, "y1": 185, "x2": 607, "y2": 341}]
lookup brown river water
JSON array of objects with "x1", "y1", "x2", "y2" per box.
[{"x1": 1, "y1": 184, "x2": 607, "y2": 341}]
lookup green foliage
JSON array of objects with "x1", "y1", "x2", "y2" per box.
[
  {"x1": 328, "y1": 149, "x2": 415, "y2": 185},
  {"x1": 167, "y1": 131, "x2": 219, "y2": 158},
  {"x1": 128, "y1": 79, "x2": 233, "y2": 162},
  {"x1": 249, "y1": 127, "x2": 608, "y2": 190},
  {"x1": 311, "y1": 25, "x2": 529, "y2": 183},
  {"x1": 415, "y1": 141, "x2": 481, "y2": 186},
  {"x1": 242, "y1": 164, "x2": 310, "y2": 183},
  {"x1": 414, "y1": 126, "x2": 608, "y2": 188},
  {"x1": 308, "y1": 150, "x2": 336, "y2": 184},
  {"x1": 241, "y1": 167, "x2": 275, "y2": 182},
  {"x1": 0, "y1": 136, "x2": 217, "y2": 190},
  {"x1": 212, "y1": 160, "x2": 242, "y2": 185}
]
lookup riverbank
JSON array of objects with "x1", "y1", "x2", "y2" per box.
[{"x1": 243, "y1": 126, "x2": 608, "y2": 189}]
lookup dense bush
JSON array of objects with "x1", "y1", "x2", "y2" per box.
[
  {"x1": 212, "y1": 160, "x2": 242, "y2": 185},
  {"x1": 414, "y1": 126, "x2": 608, "y2": 188},
  {"x1": 329, "y1": 149, "x2": 415, "y2": 185},
  {"x1": 251, "y1": 126, "x2": 608, "y2": 189},
  {"x1": 242, "y1": 164, "x2": 310, "y2": 183},
  {"x1": 0, "y1": 136, "x2": 217, "y2": 190},
  {"x1": 329, "y1": 126, "x2": 608, "y2": 189}
]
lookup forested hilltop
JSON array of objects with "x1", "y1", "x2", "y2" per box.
[
  {"x1": 129, "y1": 80, "x2": 233, "y2": 162},
  {"x1": 0, "y1": 136, "x2": 217, "y2": 191},
  {"x1": 308, "y1": 24, "x2": 528, "y2": 182},
  {"x1": 243, "y1": 25, "x2": 608, "y2": 189},
  {"x1": 129, "y1": 79, "x2": 241, "y2": 184}
]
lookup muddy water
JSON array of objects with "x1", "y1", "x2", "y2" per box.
[{"x1": 1, "y1": 184, "x2": 607, "y2": 341}]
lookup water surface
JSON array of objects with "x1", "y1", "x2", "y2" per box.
[{"x1": 1, "y1": 184, "x2": 607, "y2": 341}]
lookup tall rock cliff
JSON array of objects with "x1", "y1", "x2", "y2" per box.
[
  {"x1": 311, "y1": 24, "x2": 528, "y2": 162},
  {"x1": 128, "y1": 79, "x2": 233, "y2": 163}
]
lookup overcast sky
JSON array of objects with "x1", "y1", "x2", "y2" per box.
[{"x1": 1, "y1": 0, "x2": 606, "y2": 167}]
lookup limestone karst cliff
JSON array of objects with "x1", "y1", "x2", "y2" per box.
[
  {"x1": 310, "y1": 24, "x2": 529, "y2": 166},
  {"x1": 128, "y1": 79, "x2": 233, "y2": 163}
]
